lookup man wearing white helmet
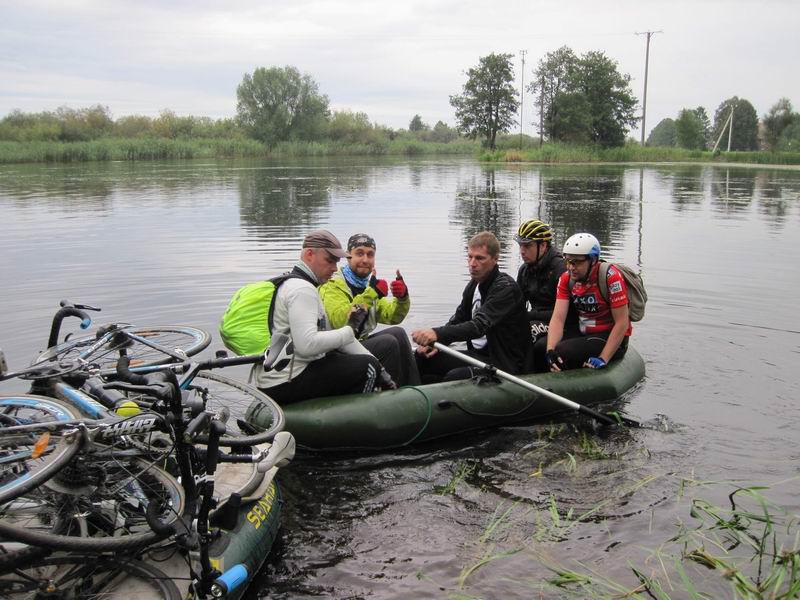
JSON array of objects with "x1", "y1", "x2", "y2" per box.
[{"x1": 543, "y1": 233, "x2": 631, "y2": 371}]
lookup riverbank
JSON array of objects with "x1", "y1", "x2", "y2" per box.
[
  {"x1": 482, "y1": 143, "x2": 800, "y2": 165},
  {"x1": 0, "y1": 137, "x2": 478, "y2": 164},
  {"x1": 4, "y1": 137, "x2": 799, "y2": 167}
]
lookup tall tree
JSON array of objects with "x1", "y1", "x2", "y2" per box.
[
  {"x1": 430, "y1": 120, "x2": 458, "y2": 142},
  {"x1": 763, "y1": 98, "x2": 794, "y2": 151},
  {"x1": 530, "y1": 47, "x2": 637, "y2": 147},
  {"x1": 529, "y1": 46, "x2": 578, "y2": 141},
  {"x1": 675, "y1": 109, "x2": 706, "y2": 149},
  {"x1": 548, "y1": 91, "x2": 593, "y2": 143},
  {"x1": 574, "y1": 51, "x2": 638, "y2": 147},
  {"x1": 409, "y1": 114, "x2": 428, "y2": 132},
  {"x1": 647, "y1": 118, "x2": 677, "y2": 147},
  {"x1": 693, "y1": 106, "x2": 712, "y2": 148},
  {"x1": 450, "y1": 53, "x2": 518, "y2": 150},
  {"x1": 236, "y1": 66, "x2": 329, "y2": 145},
  {"x1": 777, "y1": 114, "x2": 800, "y2": 151},
  {"x1": 711, "y1": 97, "x2": 758, "y2": 151}
]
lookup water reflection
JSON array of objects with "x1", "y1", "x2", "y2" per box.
[
  {"x1": 537, "y1": 167, "x2": 634, "y2": 255},
  {"x1": 2, "y1": 157, "x2": 800, "y2": 600},
  {"x1": 238, "y1": 170, "x2": 332, "y2": 232},
  {"x1": 451, "y1": 168, "x2": 517, "y2": 244}
]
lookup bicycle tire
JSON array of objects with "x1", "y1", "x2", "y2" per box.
[
  {"x1": 0, "y1": 396, "x2": 82, "y2": 505},
  {"x1": 33, "y1": 325, "x2": 211, "y2": 373},
  {"x1": 188, "y1": 371, "x2": 285, "y2": 447},
  {"x1": 0, "y1": 553, "x2": 182, "y2": 599},
  {"x1": 0, "y1": 456, "x2": 185, "y2": 552}
]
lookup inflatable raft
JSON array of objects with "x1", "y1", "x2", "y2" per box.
[{"x1": 247, "y1": 348, "x2": 646, "y2": 451}]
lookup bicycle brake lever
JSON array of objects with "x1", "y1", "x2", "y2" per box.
[{"x1": 73, "y1": 303, "x2": 101, "y2": 312}]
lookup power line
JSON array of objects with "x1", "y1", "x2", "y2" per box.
[{"x1": 635, "y1": 30, "x2": 662, "y2": 145}]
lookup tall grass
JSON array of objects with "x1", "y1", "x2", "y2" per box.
[
  {"x1": 0, "y1": 137, "x2": 478, "y2": 163},
  {"x1": 482, "y1": 142, "x2": 800, "y2": 165},
  {"x1": 449, "y1": 476, "x2": 800, "y2": 599},
  {"x1": 0, "y1": 138, "x2": 268, "y2": 163}
]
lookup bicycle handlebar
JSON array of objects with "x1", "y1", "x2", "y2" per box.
[
  {"x1": 116, "y1": 355, "x2": 182, "y2": 410},
  {"x1": 47, "y1": 304, "x2": 93, "y2": 350}
]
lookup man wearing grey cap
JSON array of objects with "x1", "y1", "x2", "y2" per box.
[{"x1": 253, "y1": 229, "x2": 395, "y2": 403}]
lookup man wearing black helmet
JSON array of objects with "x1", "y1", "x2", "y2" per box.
[
  {"x1": 515, "y1": 219, "x2": 577, "y2": 371},
  {"x1": 514, "y1": 219, "x2": 567, "y2": 341}
]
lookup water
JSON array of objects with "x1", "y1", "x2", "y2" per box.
[{"x1": 1, "y1": 158, "x2": 799, "y2": 597}]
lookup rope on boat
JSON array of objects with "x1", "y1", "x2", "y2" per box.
[{"x1": 400, "y1": 386, "x2": 434, "y2": 446}]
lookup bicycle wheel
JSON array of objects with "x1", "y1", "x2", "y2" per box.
[
  {"x1": 188, "y1": 371, "x2": 285, "y2": 447},
  {"x1": 0, "y1": 553, "x2": 182, "y2": 599},
  {"x1": 33, "y1": 325, "x2": 211, "y2": 373},
  {"x1": 0, "y1": 396, "x2": 81, "y2": 505},
  {"x1": 0, "y1": 455, "x2": 185, "y2": 552}
]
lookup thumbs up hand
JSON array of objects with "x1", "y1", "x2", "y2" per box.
[{"x1": 390, "y1": 270, "x2": 408, "y2": 299}]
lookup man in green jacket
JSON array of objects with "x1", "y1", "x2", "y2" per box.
[{"x1": 319, "y1": 233, "x2": 420, "y2": 386}]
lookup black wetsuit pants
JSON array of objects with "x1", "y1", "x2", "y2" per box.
[
  {"x1": 362, "y1": 326, "x2": 421, "y2": 387},
  {"x1": 534, "y1": 330, "x2": 628, "y2": 371},
  {"x1": 261, "y1": 350, "x2": 382, "y2": 404},
  {"x1": 415, "y1": 346, "x2": 491, "y2": 383}
]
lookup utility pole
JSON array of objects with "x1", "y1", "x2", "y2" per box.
[
  {"x1": 539, "y1": 75, "x2": 544, "y2": 148},
  {"x1": 636, "y1": 30, "x2": 662, "y2": 145},
  {"x1": 519, "y1": 50, "x2": 527, "y2": 149},
  {"x1": 727, "y1": 103, "x2": 735, "y2": 152}
]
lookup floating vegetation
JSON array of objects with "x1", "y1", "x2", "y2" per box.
[
  {"x1": 435, "y1": 460, "x2": 477, "y2": 496},
  {"x1": 449, "y1": 476, "x2": 799, "y2": 599}
]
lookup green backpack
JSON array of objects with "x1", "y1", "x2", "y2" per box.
[
  {"x1": 569, "y1": 262, "x2": 647, "y2": 322},
  {"x1": 219, "y1": 273, "x2": 299, "y2": 355}
]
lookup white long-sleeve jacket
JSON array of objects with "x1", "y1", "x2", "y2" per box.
[{"x1": 253, "y1": 262, "x2": 371, "y2": 389}]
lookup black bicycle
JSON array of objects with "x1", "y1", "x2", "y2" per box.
[
  {"x1": 0, "y1": 303, "x2": 287, "y2": 553},
  {"x1": 1, "y1": 348, "x2": 294, "y2": 598}
]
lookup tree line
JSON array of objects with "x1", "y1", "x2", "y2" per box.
[
  {"x1": 450, "y1": 47, "x2": 638, "y2": 150},
  {"x1": 648, "y1": 97, "x2": 799, "y2": 152},
  {"x1": 2, "y1": 55, "x2": 795, "y2": 155},
  {"x1": 0, "y1": 66, "x2": 461, "y2": 149}
]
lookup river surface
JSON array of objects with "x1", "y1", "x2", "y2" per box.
[{"x1": 1, "y1": 157, "x2": 798, "y2": 598}]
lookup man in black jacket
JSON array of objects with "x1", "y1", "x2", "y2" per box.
[
  {"x1": 514, "y1": 219, "x2": 578, "y2": 371},
  {"x1": 412, "y1": 231, "x2": 529, "y2": 382},
  {"x1": 515, "y1": 219, "x2": 565, "y2": 333}
]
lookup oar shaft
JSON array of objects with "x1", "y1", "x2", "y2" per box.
[
  {"x1": 433, "y1": 343, "x2": 581, "y2": 410},
  {"x1": 432, "y1": 342, "x2": 618, "y2": 426}
]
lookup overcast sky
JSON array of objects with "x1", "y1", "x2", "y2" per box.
[{"x1": 2, "y1": 0, "x2": 798, "y2": 139}]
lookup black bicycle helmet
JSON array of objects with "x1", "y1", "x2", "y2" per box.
[{"x1": 514, "y1": 219, "x2": 553, "y2": 244}]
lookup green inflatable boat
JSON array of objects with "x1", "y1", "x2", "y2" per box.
[{"x1": 247, "y1": 348, "x2": 646, "y2": 452}]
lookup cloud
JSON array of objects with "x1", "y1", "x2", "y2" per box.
[{"x1": 1, "y1": 0, "x2": 799, "y2": 135}]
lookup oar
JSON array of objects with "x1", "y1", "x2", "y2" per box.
[{"x1": 432, "y1": 342, "x2": 639, "y2": 428}]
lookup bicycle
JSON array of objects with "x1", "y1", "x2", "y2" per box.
[
  {"x1": 0, "y1": 305, "x2": 288, "y2": 546},
  {"x1": 0, "y1": 549, "x2": 183, "y2": 599},
  {"x1": 17, "y1": 300, "x2": 283, "y2": 448},
  {"x1": 1, "y1": 349, "x2": 294, "y2": 598},
  {"x1": 28, "y1": 300, "x2": 211, "y2": 379}
]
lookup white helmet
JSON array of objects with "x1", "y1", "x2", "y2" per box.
[{"x1": 563, "y1": 233, "x2": 600, "y2": 259}]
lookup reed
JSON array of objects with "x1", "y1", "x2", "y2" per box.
[
  {"x1": 0, "y1": 137, "x2": 478, "y2": 163},
  {"x1": 435, "y1": 460, "x2": 476, "y2": 496},
  {"x1": 0, "y1": 138, "x2": 268, "y2": 163},
  {"x1": 482, "y1": 142, "x2": 800, "y2": 165},
  {"x1": 451, "y1": 477, "x2": 799, "y2": 598}
]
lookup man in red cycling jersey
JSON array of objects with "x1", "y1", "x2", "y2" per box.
[{"x1": 543, "y1": 232, "x2": 631, "y2": 371}]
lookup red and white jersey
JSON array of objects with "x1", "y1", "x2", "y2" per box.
[{"x1": 556, "y1": 263, "x2": 633, "y2": 336}]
